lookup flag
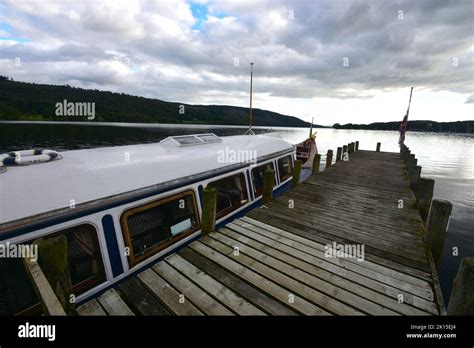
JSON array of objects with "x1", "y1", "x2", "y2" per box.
[{"x1": 398, "y1": 113, "x2": 408, "y2": 145}]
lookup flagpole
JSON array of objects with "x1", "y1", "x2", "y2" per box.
[{"x1": 245, "y1": 62, "x2": 255, "y2": 135}]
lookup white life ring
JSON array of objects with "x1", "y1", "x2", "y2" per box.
[{"x1": 0, "y1": 149, "x2": 62, "y2": 173}]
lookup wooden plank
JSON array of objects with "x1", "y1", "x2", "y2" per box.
[
  {"x1": 152, "y1": 261, "x2": 234, "y2": 315},
  {"x1": 137, "y1": 269, "x2": 203, "y2": 315},
  {"x1": 189, "y1": 241, "x2": 329, "y2": 315},
  {"x1": 219, "y1": 227, "x2": 437, "y2": 315},
  {"x1": 118, "y1": 277, "x2": 171, "y2": 315},
  {"x1": 211, "y1": 230, "x2": 391, "y2": 315},
  {"x1": 178, "y1": 247, "x2": 297, "y2": 316},
  {"x1": 166, "y1": 254, "x2": 266, "y2": 315},
  {"x1": 197, "y1": 237, "x2": 342, "y2": 315},
  {"x1": 231, "y1": 219, "x2": 434, "y2": 300},
  {"x1": 77, "y1": 299, "x2": 106, "y2": 316},
  {"x1": 22, "y1": 257, "x2": 66, "y2": 316},
  {"x1": 97, "y1": 289, "x2": 134, "y2": 316}
]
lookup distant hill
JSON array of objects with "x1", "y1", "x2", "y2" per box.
[
  {"x1": 333, "y1": 120, "x2": 474, "y2": 133},
  {"x1": 0, "y1": 77, "x2": 320, "y2": 127}
]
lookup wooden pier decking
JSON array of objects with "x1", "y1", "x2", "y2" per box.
[{"x1": 78, "y1": 149, "x2": 444, "y2": 316}]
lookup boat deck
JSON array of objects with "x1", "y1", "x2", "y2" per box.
[{"x1": 78, "y1": 150, "x2": 443, "y2": 316}]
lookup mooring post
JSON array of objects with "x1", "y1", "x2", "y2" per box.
[
  {"x1": 201, "y1": 186, "x2": 217, "y2": 235},
  {"x1": 351, "y1": 142, "x2": 355, "y2": 153},
  {"x1": 342, "y1": 145, "x2": 348, "y2": 160},
  {"x1": 409, "y1": 165, "x2": 421, "y2": 189},
  {"x1": 347, "y1": 143, "x2": 352, "y2": 154},
  {"x1": 33, "y1": 235, "x2": 77, "y2": 315},
  {"x1": 336, "y1": 147, "x2": 342, "y2": 162},
  {"x1": 447, "y1": 257, "x2": 474, "y2": 315},
  {"x1": 293, "y1": 160, "x2": 302, "y2": 187},
  {"x1": 376, "y1": 142, "x2": 381, "y2": 152},
  {"x1": 355, "y1": 141, "x2": 359, "y2": 151},
  {"x1": 312, "y1": 154, "x2": 321, "y2": 174},
  {"x1": 415, "y1": 178, "x2": 435, "y2": 223},
  {"x1": 262, "y1": 168, "x2": 275, "y2": 204},
  {"x1": 325, "y1": 150, "x2": 333, "y2": 169},
  {"x1": 426, "y1": 199, "x2": 453, "y2": 269}
]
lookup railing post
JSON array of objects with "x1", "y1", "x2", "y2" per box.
[
  {"x1": 32, "y1": 235, "x2": 77, "y2": 315},
  {"x1": 201, "y1": 186, "x2": 217, "y2": 235},
  {"x1": 262, "y1": 168, "x2": 275, "y2": 204},
  {"x1": 355, "y1": 141, "x2": 359, "y2": 151},
  {"x1": 447, "y1": 257, "x2": 474, "y2": 315},
  {"x1": 325, "y1": 150, "x2": 333, "y2": 169},
  {"x1": 293, "y1": 160, "x2": 302, "y2": 187},
  {"x1": 336, "y1": 147, "x2": 342, "y2": 162},
  {"x1": 415, "y1": 178, "x2": 435, "y2": 223},
  {"x1": 426, "y1": 199, "x2": 453, "y2": 269},
  {"x1": 376, "y1": 142, "x2": 381, "y2": 152},
  {"x1": 409, "y1": 165, "x2": 421, "y2": 189},
  {"x1": 312, "y1": 154, "x2": 321, "y2": 174}
]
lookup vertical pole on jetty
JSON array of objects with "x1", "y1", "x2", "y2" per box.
[
  {"x1": 33, "y1": 235, "x2": 77, "y2": 315},
  {"x1": 355, "y1": 141, "x2": 359, "y2": 151},
  {"x1": 293, "y1": 160, "x2": 302, "y2": 187},
  {"x1": 312, "y1": 154, "x2": 321, "y2": 174},
  {"x1": 262, "y1": 168, "x2": 275, "y2": 204},
  {"x1": 415, "y1": 178, "x2": 435, "y2": 222},
  {"x1": 447, "y1": 257, "x2": 474, "y2": 315},
  {"x1": 376, "y1": 142, "x2": 381, "y2": 152},
  {"x1": 202, "y1": 186, "x2": 217, "y2": 235},
  {"x1": 348, "y1": 143, "x2": 353, "y2": 154},
  {"x1": 325, "y1": 150, "x2": 333, "y2": 169},
  {"x1": 426, "y1": 199, "x2": 453, "y2": 269},
  {"x1": 336, "y1": 147, "x2": 342, "y2": 162},
  {"x1": 409, "y1": 165, "x2": 421, "y2": 189},
  {"x1": 342, "y1": 145, "x2": 348, "y2": 159}
]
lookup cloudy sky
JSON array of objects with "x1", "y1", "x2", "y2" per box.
[{"x1": 0, "y1": 0, "x2": 472, "y2": 125}]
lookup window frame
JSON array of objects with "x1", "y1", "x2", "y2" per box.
[
  {"x1": 209, "y1": 172, "x2": 249, "y2": 220},
  {"x1": 277, "y1": 155, "x2": 294, "y2": 183},
  {"x1": 120, "y1": 189, "x2": 201, "y2": 267},
  {"x1": 8, "y1": 222, "x2": 106, "y2": 316},
  {"x1": 251, "y1": 161, "x2": 276, "y2": 198}
]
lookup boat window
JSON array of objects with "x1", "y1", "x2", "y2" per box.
[
  {"x1": 278, "y1": 155, "x2": 294, "y2": 182},
  {"x1": 209, "y1": 173, "x2": 249, "y2": 219},
  {"x1": 121, "y1": 190, "x2": 200, "y2": 266},
  {"x1": 0, "y1": 223, "x2": 105, "y2": 315},
  {"x1": 251, "y1": 162, "x2": 276, "y2": 197}
]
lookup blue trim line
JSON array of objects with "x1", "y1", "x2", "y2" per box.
[{"x1": 101, "y1": 214, "x2": 124, "y2": 278}]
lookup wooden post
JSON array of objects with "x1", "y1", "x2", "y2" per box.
[
  {"x1": 201, "y1": 186, "x2": 217, "y2": 235},
  {"x1": 33, "y1": 236, "x2": 77, "y2": 315},
  {"x1": 347, "y1": 143, "x2": 352, "y2": 154},
  {"x1": 409, "y1": 165, "x2": 421, "y2": 189},
  {"x1": 262, "y1": 168, "x2": 275, "y2": 204},
  {"x1": 312, "y1": 154, "x2": 321, "y2": 174},
  {"x1": 22, "y1": 256, "x2": 66, "y2": 316},
  {"x1": 415, "y1": 178, "x2": 435, "y2": 223},
  {"x1": 325, "y1": 150, "x2": 333, "y2": 169},
  {"x1": 447, "y1": 257, "x2": 474, "y2": 315},
  {"x1": 376, "y1": 142, "x2": 381, "y2": 152},
  {"x1": 426, "y1": 199, "x2": 453, "y2": 269},
  {"x1": 342, "y1": 145, "x2": 348, "y2": 160},
  {"x1": 355, "y1": 141, "x2": 359, "y2": 151},
  {"x1": 336, "y1": 147, "x2": 342, "y2": 162},
  {"x1": 293, "y1": 160, "x2": 302, "y2": 187},
  {"x1": 350, "y1": 142, "x2": 355, "y2": 153}
]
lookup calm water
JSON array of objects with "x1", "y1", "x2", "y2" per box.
[{"x1": 1, "y1": 121, "x2": 473, "y2": 303}]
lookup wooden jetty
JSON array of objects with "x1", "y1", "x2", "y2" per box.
[{"x1": 70, "y1": 142, "x2": 452, "y2": 316}]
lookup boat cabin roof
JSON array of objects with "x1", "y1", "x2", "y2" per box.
[{"x1": 0, "y1": 133, "x2": 294, "y2": 226}]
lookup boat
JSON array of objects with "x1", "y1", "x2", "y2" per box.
[
  {"x1": 295, "y1": 117, "x2": 318, "y2": 169},
  {"x1": 0, "y1": 132, "x2": 297, "y2": 315}
]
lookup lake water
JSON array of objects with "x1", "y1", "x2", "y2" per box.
[{"x1": 1, "y1": 121, "x2": 473, "y2": 304}]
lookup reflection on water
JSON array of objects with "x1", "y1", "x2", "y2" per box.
[{"x1": 0, "y1": 121, "x2": 473, "y2": 303}]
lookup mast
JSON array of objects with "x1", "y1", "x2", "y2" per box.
[
  {"x1": 406, "y1": 87, "x2": 414, "y2": 119},
  {"x1": 245, "y1": 62, "x2": 255, "y2": 135}
]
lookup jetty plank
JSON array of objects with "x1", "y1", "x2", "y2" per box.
[
  {"x1": 97, "y1": 289, "x2": 134, "y2": 316},
  {"x1": 118, "y1": 277, "x2": 171, "y2": 315},
  {"x1": 77, "y1": 299, "x2": 106, "y2": 316}
]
